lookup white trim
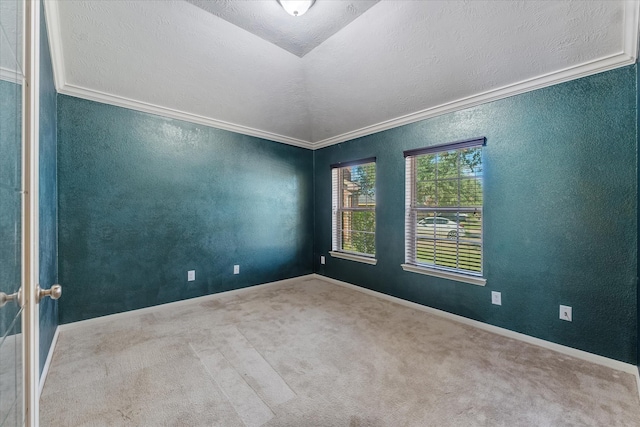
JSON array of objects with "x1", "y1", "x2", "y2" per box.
[
  {"x1": 329, "y1": 251, "x2": 377, "y2": 265},
  {"x1": 401, "y1": 264, "x2": 486, "y2": 286},
  {"x1": 22, "y1": 1, "x2": 41, "y2": 425},
  {"x1": 38, "y1": 326, "x2": 59, "y2": 399},
  {"x1": 41, "y1": 0, "x2": 313, "y2": 149},
  {"x1": 0, "y1": 66, "x2": 23, "y2": 84},
  {"x1": 58, "y1": 83, "x2": 313, "y2": 149},
  {"x1": 41, "y1": 1, "x2": 640, "y2": 150},
  {"x1": 623, "y1": 0, "x2": 640, "y2": 61},
  {"x1": 59, "y1": 274, "x2": 316, "y2": 332},
  {"x1": 312, "y1": 56, "x2": 637, "y2": 149},
  {"x1": 42, "y1": 0, "x2": 65, "y2": 92},
  {"x1": 51, "y1": 273, "x2": 640, "y2": 400},
  {"x1": 635, "y1": 367, "x2": 640, "y2": 403},
  {"x1": 312, "y1": 274, "x2": 640, "y2": 378}
]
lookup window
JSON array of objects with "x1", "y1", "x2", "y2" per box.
[
  {"x1": 330, "y1": 158, "x2": 377, "y2": 264},
  {"x1": 403, "y1": 138, "x2": 485, "y2": 285}
]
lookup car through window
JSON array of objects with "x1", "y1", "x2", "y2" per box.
[{"x1": 403, "y1": 138, "x2": 485, "y2": 280}]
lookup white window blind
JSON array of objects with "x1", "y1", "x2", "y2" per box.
[
  {"x1": 404, "y1": 138, "x2": 485, "y2": 276},
  {"x1": 331, "y1": 158, "x2": 376, "y2": 258},
  {"x1": 331, "y1": 167, "x2": 339, "y2": 251}
]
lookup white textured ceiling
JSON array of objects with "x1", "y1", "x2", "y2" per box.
[
  {"x1": 186, "y1": 0, "x2": 380, "y2": 57},
  {"x1": 44, "y1": 0, "x2": 638, "y2": 149}
]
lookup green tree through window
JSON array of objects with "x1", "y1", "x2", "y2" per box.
[
  {"x1": 332, "y1": 160, "x2": 376, "y2": 257},
  {"x1": 405, "y1": 139, "x2": 484, "y2": 275}
]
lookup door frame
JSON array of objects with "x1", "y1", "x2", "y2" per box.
[{"x1": 22, "y1": 0, "x2": 41, "y2": 425}]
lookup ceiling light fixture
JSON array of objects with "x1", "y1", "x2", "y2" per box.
[{"x1": 277, "y1": 0, "x2": 315, "y2": 17}]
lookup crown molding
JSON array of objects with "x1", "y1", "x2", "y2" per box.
[
  {"x1": 0, "y1": 66, "x2": 23, "y2": 84},
  {"x1": 42, "y1": 0, "x2": 66, "y2": 91},
  {"x1": 43, "y1": 0, "x2": 639, "y2": 151},
  {"x1": 312, "y1": 55, "x2": 637, "y2": 150},
  {"x1": 43, "y1": 1, "x2": 311, "y2": 149},
  {"x1": 58, "y1": 83, "x2": 314, "y2": 149},
  {"x1": 312, "y1": 0, "x2": 640, "y2": 149}
]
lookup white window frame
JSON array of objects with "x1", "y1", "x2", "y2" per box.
[
  {"x1": 402, "y1": 138, "x2": 486, "y2": 285},
  {"x1": 330, "y1": 158, "x2": 377, "y2": 265}
]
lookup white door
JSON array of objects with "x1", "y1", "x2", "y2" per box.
[
  {"x1": 1, "y1": 1, "x2": 50, "y2": 425},
  {"x1": 0, "y1": 0, "x2": 28, "y2": 424}
]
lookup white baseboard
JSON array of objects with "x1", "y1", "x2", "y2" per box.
[
  {"x1": 312, "y1": 274, "x2": 639, "y2": 379},
  {"x1": 59, "y1": 274, "x2": 316, "y2": 332},
  {"x1": 38, "y1": 325, "x2": 59, "y2": 399},
  {"x1": 635, "y1": 367, "x2": 640, "y2": 403},
  {"x1": 52, "y1": 272, "x2": 640, "y2": 401}
]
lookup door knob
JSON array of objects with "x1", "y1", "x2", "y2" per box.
[
  {"x1": 37, "y1": 284, "x2": 62, "y2": 303},
  {"x1": 0, "y1": 288, "x2": 22, "y2": 308}
]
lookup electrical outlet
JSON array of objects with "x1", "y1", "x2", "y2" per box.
[
  {"x1": 188, "y1": 270, "x2": 195, "y2": 281},
  {"x1": 233, "y1": 265, "x2": 240, "y2": 275},
  {"x1": 491, "y1": 291, "x2": 501, "y2": 306},
  {"x1": 320, "y1": 256, "x2": 325, "y2": 265},
  {"x1": 560, "y1": 305, "x2": 572, "y2": 322}
]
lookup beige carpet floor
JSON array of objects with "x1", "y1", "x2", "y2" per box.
[{"x1": 40, "y1": 277, "x2": 640, "y2": 426}]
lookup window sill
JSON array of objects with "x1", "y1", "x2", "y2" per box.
[
  {"x1": 401, "y1": 264, "x2": 486, "y2": 286},
  {"x1": 329, "y1": 251, "x2": 378, "y2": 265}
]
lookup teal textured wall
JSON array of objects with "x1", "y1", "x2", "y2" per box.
[
  {"x1": 637, "y1": 64, "x2": 640, "y2": 371},
  {"x1": 57, "y1": 95, "x2": 314, "y2": 323},
  {"x1": 39, "y1": 3, "x2": 58, "y2": 375},
  {"x1": 314, "y1": 66, "x2": 638, "y2": 364}
]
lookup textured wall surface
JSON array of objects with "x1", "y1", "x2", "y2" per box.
[
  {"x1": 314, "y1": 65, "x2": 638, "y2": 364},
  {"x1": 57, "y1": 96, "x2": 314, "y2": 323},
  {"x1": 637, "y1": 64, "x2": 640, "y2": 371},
  {"x1": 39, "y1": 4, "x2": 58, "y2": 375}
]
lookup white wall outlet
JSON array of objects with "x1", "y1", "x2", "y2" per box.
[
  {"x1": 233, "y1": 265, "x2": 240, "y2": 275},
  {"x1": 491, "y1": 291, "x2": 501, "y2": 306},
  {"x1": 320, "y1": 256, "x2": 325, "y2": 265},
  {"x1": 560, "y1": 305, "x2": 572, "y2": 322},
  {"x1": 187, "y1": 270, "x2": 195, "y2": 281}
]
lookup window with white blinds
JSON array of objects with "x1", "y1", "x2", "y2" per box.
[
  {"x1": 331, "y1": 158, "x2": 376, "y2": 261},
  {"x1": 404, "y1": 138, "x2": 485, "y2": 279}
]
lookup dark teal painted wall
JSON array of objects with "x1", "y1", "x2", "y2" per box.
[
  {"x1": 314, "y1": 66, "x2": 638, "y2": 364},
  {"x1": 57, "y1": 96, "x2": 314, "y2": 323},
  {"x1": 0, "y1": 79, "x2": 22, "y2": 340},
  {"x1": 637, "y1": 64, "x2": 640, "y2": 372},
  {"x1": 39, "y1": 4, "x2": 58, "y2": 375}
]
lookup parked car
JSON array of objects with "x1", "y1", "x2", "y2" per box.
[
  {"x1": 417, "y1": 216, "x2": 464, "y2": 239},
  {"x1": 440, "y1": 213, "x2": 469, "y2": 224}
]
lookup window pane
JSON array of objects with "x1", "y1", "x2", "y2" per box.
[
  {"x1": 408, "y1": 142, "x2": 483, "y2": 275},
  {"x1": 458, "y1": 240, "x2": 482, "y2": 273},
  {"x1": 334, "y1": 160, "x2": 376, "y2": 256},
  {"x1": 460, "y1": 211, "x2": 482, "y2": 240},
  {"x1": 436, "y1": 151, "x2": 459, "y2": 179},
  {"x1": 416, "y1": 181, "x2": 437, "y2": 207},
  {"x1": 435, "y1": 179, "x2": 458, "y2": 207},
  {"x1": 460, "y1": 147, "x2": 483, "y2": 176},
  {"x1": 341, "y1": 211, "x2": 375, "y2": 255},
  {"x1": 342, "y1": 163, "x2": 376, "y2": 207},
  {"x1": 459, "y1": 178, "x2": 482, "y2": 206},
  {"x1": 416, "y1": 154, "x2": 437, "y2": 181},
  {"x1": 342, "y1": 230, "x2": 375, "y2": 255},
  {"x1": 416, "y1": 212, "x2": 463, "y2": 239},
  {"x1": 415, "y1": 210, "x2": 482, "y2": 273}
]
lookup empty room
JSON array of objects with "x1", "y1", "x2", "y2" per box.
[{"x1": 1, "y1": 0, "x2": 640, "y2": 425}]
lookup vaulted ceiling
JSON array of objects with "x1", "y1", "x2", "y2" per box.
[{"x1": 43, "y1": 0, "x2": 638, "y2": 149}]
